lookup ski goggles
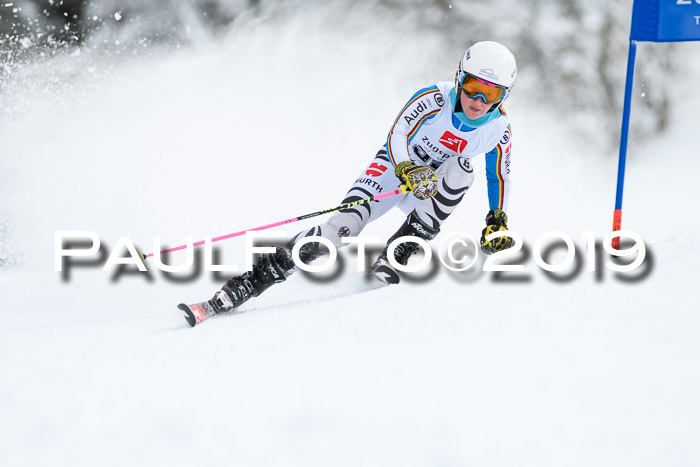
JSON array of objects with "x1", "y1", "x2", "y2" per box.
[{"x1": 460, "y1": 74, "x2": 507, "y2": 105}]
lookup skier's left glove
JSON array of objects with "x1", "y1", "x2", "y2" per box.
[
  {"x1": 395, "y1": 161, "x2": 438, "y2": 200},
  {"x1": 480, "y1": 209, "x2": 513, "y2": 255}
]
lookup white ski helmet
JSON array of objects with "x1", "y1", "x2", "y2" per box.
[{"x1": 456, "y1": 41, "x2": 517, "y2": 106}]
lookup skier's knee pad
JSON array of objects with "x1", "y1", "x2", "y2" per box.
[
  {"x1": 324, "y1": 213, "x2": 363, "y2": 248},
  {"x1": 274, "y1": 214, "x2": 363, "y2": 274},
  {"x1": 438, "y1": 156, "x2": 475, "y2": 191}
]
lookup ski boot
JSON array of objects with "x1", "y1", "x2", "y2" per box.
[
  {"x1": 371, "y1": 210, "x2": 439, "y2": 285},
  {"x1": 212, "y1": 237, "x2": 326, "y2": 310},
  {"x1": 179, "y1": 230, "x2": 330, "y2": 327},
  {"x1": 179, "y1": 250, "x2": 291, "y2": 327},
  {"x1": 219, "y1": 252, "x2": 289, "y2": 310}
]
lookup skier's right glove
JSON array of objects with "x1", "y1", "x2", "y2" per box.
[
  {"x1": 395, "y1": 161, "x2": 438, "y2": 200},
  {"x1": 480, "y1": 209, "x2": 513, "y2": 255}
]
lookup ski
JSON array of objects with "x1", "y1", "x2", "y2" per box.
[{"x1": 178, "y1": 302, "x2": 217, "y2": 327}]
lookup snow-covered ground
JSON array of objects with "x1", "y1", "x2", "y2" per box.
[{"x1": 1, "y1": 15, "x2": 699, "y2": 467}]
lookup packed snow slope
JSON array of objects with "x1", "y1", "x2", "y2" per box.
[{"x1": 1, "y1": 13, "x2": 699, "y2": 467}]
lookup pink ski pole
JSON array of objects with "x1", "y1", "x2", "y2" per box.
[{"x1": 140, "y1": 185, "x2": 409, "y2": 260}]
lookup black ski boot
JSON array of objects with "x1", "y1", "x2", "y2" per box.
[
  {"x1": 180, "y1": 232, "x2": 334, "y2": 326},
  {"x1": 179, "y1": 248, "x2": 295, "y2": 327},
  {"x1": 211, "y1": 251, "x2": 291, "y2": 312},
  {"x1": 209, "y1": 229, "x2": 328, "y2": 313},
  {"x1": 371, "y1": 210, "x2": 439, "y2": 285}
]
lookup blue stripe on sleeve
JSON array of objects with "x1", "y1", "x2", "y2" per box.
[{"x1": 484, "y1": 146, "x2": 502, "y2": 210}]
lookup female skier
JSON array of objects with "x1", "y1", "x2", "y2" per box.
[{"x1": 181, "y1": 41, "x2": 517, "y2": 324}]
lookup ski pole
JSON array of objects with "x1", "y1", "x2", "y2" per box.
[{"x1": 140, "y1": 185, "x2": 410, "y2": 260}]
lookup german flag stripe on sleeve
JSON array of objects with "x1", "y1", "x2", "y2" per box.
[
  {"x1": 386, "y1": 86, "x2": 440, "y2": 167},
  {"x1": 495, "y1": 144, "x2": 505, "y2": 209},
  {"x1": 407, "y1": 109, "x2": 440, "y2": 142}
]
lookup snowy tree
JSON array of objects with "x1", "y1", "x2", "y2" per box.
[{"x1": 0, "y1": 0, "x2": 684, "y2": 146}]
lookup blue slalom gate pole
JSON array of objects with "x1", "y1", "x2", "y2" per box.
[
  {"x1": 611, "y1": 0, "x2": 700, "y2": 248},
  {"x1": 611, "y1": 40, "x2": 637, "y2": 249}
]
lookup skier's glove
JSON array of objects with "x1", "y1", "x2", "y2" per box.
[
  {"x1": 395, "y1": 161, "x2": 438, "y2": 200},
  {"x1": 480, "y1": 209, "x2": 513, "y2": 255}
]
